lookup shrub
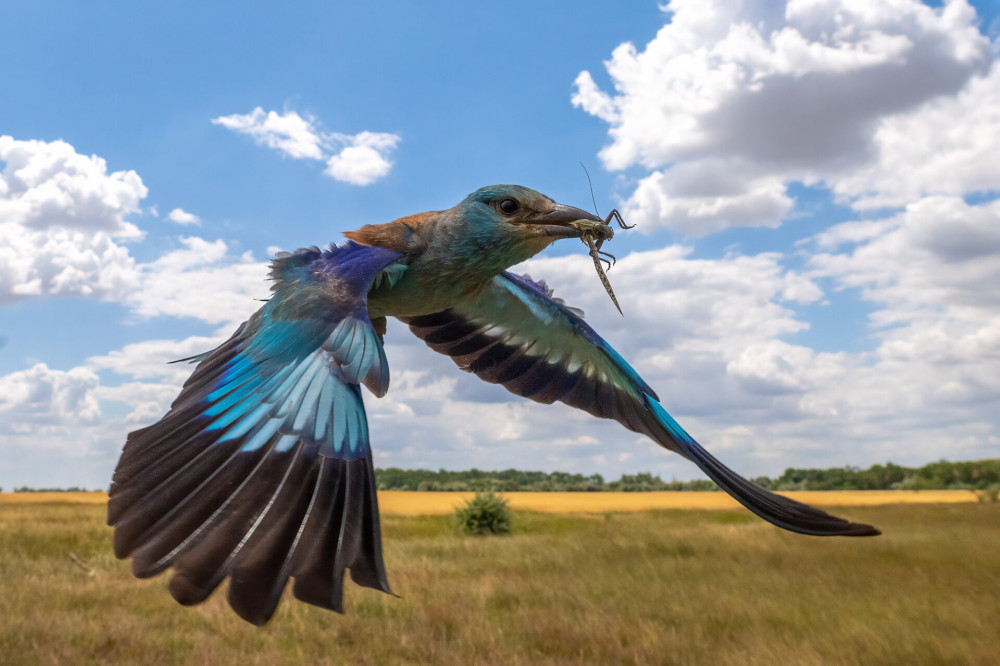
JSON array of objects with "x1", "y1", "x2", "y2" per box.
[
  {"x1": 455, "y1": 491, "x2": 512, "y2": 535},
  {"x1": 976, "y1": 484, "x2": 1000, "y2": 503}
]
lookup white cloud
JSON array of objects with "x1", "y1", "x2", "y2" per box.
[
  {"x1": 88, "y1": 335, "x2": 228, "y2": 424},
  {"x1": 573, "y1": 0, "x2": 993, "y2": 233},
  {"x1": 0, "y1": 135, "x2": 146, "y2": 234},
  {"x1": 213, "y1": 107, "x2": 401, "y2": 185},
  {"x1": 623, "y1": 161, "x2": 793, "y2": 235},
  {"x1": 0, "y1": 134, "x2": 270, "y2": 325},
  {"x1": 324, "y1": 131, "x2": 400, "y2": 186},
  {"x1": 7, "y1": 0, "x2": 1000, "y2": 494},
  {"x1": 124, "y1": 236, "x2": 269, "y2": 326},
  {"x1": 166, "y1": 207, "x2": 200, "y2": 225},
  {"x1": 0, "y1": 136, "x2": 145, "y2": 302},
  {"x1": 797, "y1": 196, "x2": 1000, "y2": 461},
  {"x1": 832, "y1": 62, "x2": 1000, "y2": 209},
  {"x1": 0, "y1": 333, "x2": 232, "y2": 486},
  {"x1": 211, "y1": 107, "x2": 324, "y2": 160},
  {"x1": 0, "y1": 361, "x2": 118, "y2": 488},
  {"x1": 809, "y1": 196, "x2": 1000, "y2": 313},
  {"x1": 87, "y1": 335, "x2": 226, "y2": 382},
  {"x1": 0, "y1": 363, "x2": 101, "y2": 434}
]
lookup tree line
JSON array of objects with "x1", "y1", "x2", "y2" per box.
[
  {"x1": 375, "y1": 458, "x2": 1000, "y2": 492},
  {"x1": 6, "y1": 458, "x2": 998, "y2": 494}
]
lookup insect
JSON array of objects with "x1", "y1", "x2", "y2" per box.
[{"x1": 574, "y1": 164, "x2": 635, "y2": 315}]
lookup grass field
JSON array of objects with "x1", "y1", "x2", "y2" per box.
[{"x1": 1, "y1": 498, "x2": 998, "y2": 664}]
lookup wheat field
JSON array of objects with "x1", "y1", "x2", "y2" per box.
[{"x1": 0, "y1": 489, "x2": 978, "y2": 513}]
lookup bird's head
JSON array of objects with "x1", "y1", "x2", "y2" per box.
[{"x1": 454, "y1": 184, "x2": 610, "y2": 265}]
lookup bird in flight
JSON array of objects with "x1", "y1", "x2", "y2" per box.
[{"x1": 108, "y1": 185, "x2": 879, "y2": 625}]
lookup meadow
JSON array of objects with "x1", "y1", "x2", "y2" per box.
[{"x1": 1, "y1": 495, "x2": 997, "y2": 665}]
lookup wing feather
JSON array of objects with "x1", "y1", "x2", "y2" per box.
[
  {"x1": 404, "y1": 271, "x2": 879, "y2": 537},
  {"x1": 109, "y1": 242, "x2": 404, "y2": 625}
]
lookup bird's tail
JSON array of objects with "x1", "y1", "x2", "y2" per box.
[{"x1": 643, "y1": 396, "x2": 880, "y2": 537}]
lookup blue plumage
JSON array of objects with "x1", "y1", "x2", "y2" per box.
[{"x1": 109, "y1": 184, "x2": 878, "y2": 627}]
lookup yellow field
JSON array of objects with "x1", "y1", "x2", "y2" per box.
[
  {"x1": 381, "y1": 489, "x2": 978, "y2": 514},
  {"x1": 0, "y1": 492, "x2": 110, "y2": 504},
  {"x1": 0, "y1": 489, "x2": 978, "y2": 514}
]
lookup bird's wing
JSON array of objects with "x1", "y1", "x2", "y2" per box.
[
  {"x1": 108, "y1": 242, "x2": 406, "y2": 625},
  {"x1": 403, "y1": 271, "x2": 879, "y2": 537}
]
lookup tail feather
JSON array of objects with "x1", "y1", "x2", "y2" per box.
[
  {"x1": 681, "y1": 437, "x2": 880, "y2": 536},
  {"x1": 643, "y1": 396, "x2": 880, "y2": 537}
]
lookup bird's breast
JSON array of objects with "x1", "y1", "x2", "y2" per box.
[{"x1": 366, "y1": 258, "x2": 490, "y2": 318}]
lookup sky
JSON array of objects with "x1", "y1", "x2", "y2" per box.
[{"x1": 1, "y1": 0, "x2": 999, "y2": 489}]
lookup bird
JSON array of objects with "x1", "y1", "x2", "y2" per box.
[{"x1": 108, "y1": 184, "x2": 879, "y2": 626}]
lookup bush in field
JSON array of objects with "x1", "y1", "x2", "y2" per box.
[
  {"x1": 977, "y1": 484, "x2": 1000, "y2": 503},
  {"x1": 455, "y1": 491, "x2": 512, "y2": 535}
]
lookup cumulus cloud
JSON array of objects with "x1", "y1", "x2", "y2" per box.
[
  {"x1": 0, "y1": 363, "x2": 101, "y2": 434},
  {"x1": 0, "y1": 332, "x2": 234, "y2": 486},
  {"x1": 0, "y1": 136, "x2": 145, "y2": 302},
  {"x1": 573, "y1": 0, "x2": 993, "y2": 233},
  {"x1": 569, "y1": 0, "x2": 1000, "y2": 476},
  {"x1": 790, "y1": 195, "x2": 1000, "y2": 464},
  {"x1": 124, "y1": 236, "x2": 269, "y2": 326},
  {"x1": 623, "y1": 162, "x2": 793, "y2": 235},
  {"x1": 88, "y1": 334, "x2": 230, "y2": 424},
  {"x1": 87, "y1": 335, "x2": 226, "y2": 382},
  {"x1": 166, "y1": 207, "x2": 200, "y2": 225},
  {"x1": 211, "y1": 107, "x2": 325, "y2": 160},
  {"x1": 213, "y1": 107, "x2": 400, "y2": 185},
  {"x1": 0, "y1": 360, "x2": 120, "y2": 487},
  {"x1": 324, "y1": 131, "x2": 400, "y2": 186},
  {"x1": 809, "y1": 196, "x2": 1000, "y2": 323},
  {"x1": 832, "y1": 62, "x2": 1000, "y2": 209},
  {"x1": 5, "y1": 218, "x2": 997, "y2": 485}
]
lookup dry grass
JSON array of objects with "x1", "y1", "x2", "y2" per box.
[
  {"x1": 1, "y1": 500, "x2": 998, "y2": 665},
  {"x1": 0, "y1": 489, "x2": 978, "y2": 513}
]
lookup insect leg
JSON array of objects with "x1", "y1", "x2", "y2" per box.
[{"x1": 606, "y1": 209, "x2": 635, "y2": 230}]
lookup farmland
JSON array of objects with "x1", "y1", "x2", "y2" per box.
[
  {"x1": 0, "y1": 488, "x2": 979, "y2": 512},
  {"x1": 1, "y1": 496, "x2": 998, "y2": 664}
]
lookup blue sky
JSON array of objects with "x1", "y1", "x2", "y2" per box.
[{"x1": 2, "y1": 0, "x2": 999, "y2": 489}]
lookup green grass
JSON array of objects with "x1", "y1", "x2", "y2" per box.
[{"x1": 1, "y1": 502, "x2": 998, "y2": 665}]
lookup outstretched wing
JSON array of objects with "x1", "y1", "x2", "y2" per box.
[
  {"x1": 403, "y1": 272, "x2": 879, "y2": 537},
  {"x1": 108, "y1": 242, "x2": 406, "y2": 625}
]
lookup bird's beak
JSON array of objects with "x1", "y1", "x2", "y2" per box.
[{"x1": 522, "y1": 204, "x2": 609, "y2": 240}]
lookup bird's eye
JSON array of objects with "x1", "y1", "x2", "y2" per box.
[{"x1": 497, "y1": 198, "x2": 519, "y2": 215}]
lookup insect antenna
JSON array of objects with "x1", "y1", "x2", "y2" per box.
[{"x1": 579, "y1": 162, "x2": 601, "y2": 219}]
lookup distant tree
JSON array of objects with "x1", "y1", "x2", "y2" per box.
[{"x1": 372, "y1": 459, "x2": 999, "y2": 492}]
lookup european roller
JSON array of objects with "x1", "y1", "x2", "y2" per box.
[{"x1": 109, "y1": 185, "x2": 879, "y2": 625}]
